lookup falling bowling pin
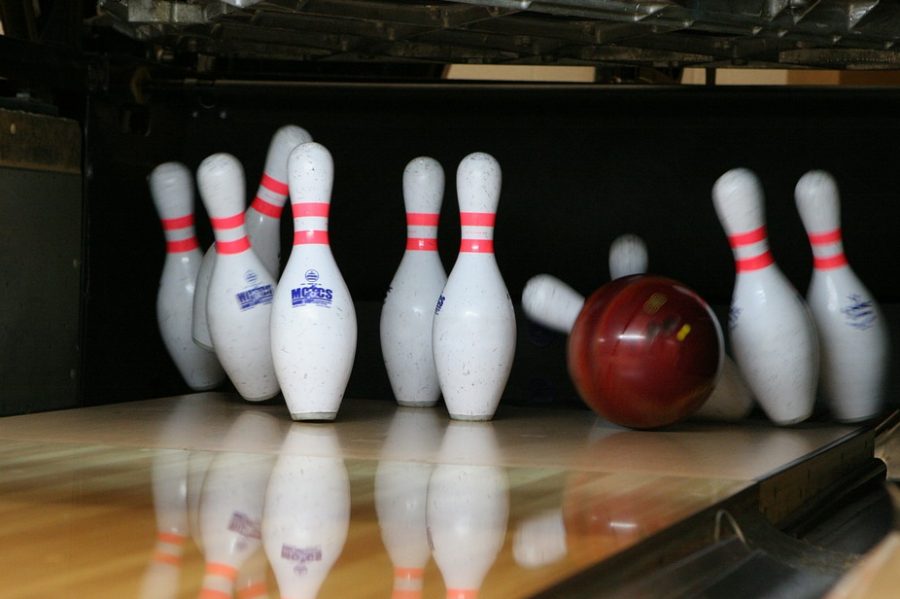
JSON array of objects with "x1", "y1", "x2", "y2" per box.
[
  {"x1": 712, "y1": 168, "x2": 818, "y2": 425},
  {"x1": 608, "y1": 234, "x2": 648, "y2": 280},
  {"x1": 148, "y1": 162, "x2": 225, "y2": 390},
  {"x1": 795, "y1": 170, "x2": 889, "y2": 422},
  {"x1": 271, "y1": 142, "x2": 357, "y2": 421},
  {"x1": 433, "y1": 152, "x2": 516, "y2": 421},
  {"x1": 197, "y1": 153, "x2": 280, "y2": 401},
  {"x1": 193, "y1": 125, "x2": 313, "y2": 349},
  {"x1": 381, "y1": 157, "x2": 448, "y2": 407}
]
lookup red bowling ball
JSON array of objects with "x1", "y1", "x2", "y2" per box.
[{"x1": 567, "y1": 275, "x2": 722, "y2": 429}]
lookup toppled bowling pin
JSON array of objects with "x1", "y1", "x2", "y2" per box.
[
  {"x1": 795, "y1": 170, "x2": 889, "y2": 422},
  {"x1": 197, "y1": 153, "x2": 280, "y2": 401},
  {"x1": 148, "y1": 162, "x2": 225, "y2": 390},
  {"x1": 271, "y1": 142, "x2": 357, "y2": 421},
  {"x1": 712, "y1": 168, "x2": 818, "y2": 425},
  {"x1": 608, "y1": 234, "x2": 649, "y2": 280},
  {"x1": 381, "y1": 157, "x2": 448, "y2": 407},
  {"x1": 193, "y1": 125, "x2": 312, "y2": 349},
  {"x1": 433, "y1": 152, "x2": 516, "y2": 421}
]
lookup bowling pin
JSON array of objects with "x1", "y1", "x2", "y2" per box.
[
  {"x1": 375, "y1": 409, "x2": 444, "y2": 598},
  {"x1": 197, "y1": 412, "x2": 280, "y2": 598},
  {"x1": 522, "y1": 274, "x2": 754, "y2": 421},
  {"x1": 271, "y1": 142, "x2": 357, "y2": 421},
  {"x1": 263, "y1": 425, "x2": 350, "y2": 599},
  {"x1": 197, "y1": 153, "x2": 280, "y2": 401},
  {"x1": 712, "y1": 168, "x2": 818, "y2": 425},
  {"x1": 795, "y1": 170, "x2": 889, "y2": 422},
  {"x1": 381, "y1": 157, "x2": 448, "y2": 408},
  {"x1": 433, "y1": 152, "x2": 516, "y2": 421},
  {"x1": 148, "y1": 162, "x2": 225, "y2": 390},
  {"x1": 427, "y1": 422, "x2": 509, "y2": 598},
  {"x1": 608, "y1": 234, "x2": 648, "y2": 280},
  {"x1": 193, "y1": 125, "x2": 313, "y2": 349}
]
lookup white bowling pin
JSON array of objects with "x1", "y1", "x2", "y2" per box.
[
  {"x1": 521, "y1": 274, "x2": 754, "y2": 421},
  {"x1": 263, "y1": 425, "x2": 350, "y2": 599},
  {"x1": 197, "y1": 153, "x2": 280, "y2": 401},
  {"x1": 427, "y1": 422, "x2": 509, "y2": 598},
  {"x1": 193, "y1": 125, "x2": 313, "y2": 350},
  {"x1": 149, "y1": 162, "x2": 225, "y2": 390},
  {"x1": 271, "y1": 142, "x2": 357, "y2": 421},
  {"x1": 608, "y1": 234, "x2": 648, "y2": 280},
  {"x1": 375, "y1": 409, "x2": 444, "y2": 598},
  {"x1": 197, "y1": 412, "x2": 280, "y2": 598},
  {"x1": 381, "y1": 157, "x2": 448, "y2": 408},
  {"x1": 712, "y1": 168, "x2": 818, "y2": 425},
  {"x1": 235, "y1": 548, "x2": 272, "y2": 599},
  {"x1": 795, "y1": 171, "x2": 889, "y2": 422},
  {"x1": 433, "y1": 152, "x2": 516, "y2": 421}
]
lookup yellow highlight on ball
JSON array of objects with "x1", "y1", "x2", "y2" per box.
[{"x1": 676, "y1": 324, "x2": 692, "y2": 341}]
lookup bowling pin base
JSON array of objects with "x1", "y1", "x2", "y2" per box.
[
  {"x1": 290, "y1": 411, "x2": 338, "y2": 422},
  {"x1": 241, "y1": 391, "x2": 280, "y2": 403},
  {"x1": 448, "y1": 412, "x2": 494, "y2": 422},
  {"x1": 397, "y1": 400, "x2": 439, "y2": 408},
  {"x1": 186, "y1": 381, "x2": 221, "y2": 392}
]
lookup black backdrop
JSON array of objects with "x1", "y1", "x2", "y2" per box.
[{"x1": 81, "y1": 83, "x2": 900, "y2": 415}]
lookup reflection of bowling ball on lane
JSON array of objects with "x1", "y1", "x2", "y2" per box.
[{"x1": 567, "y1": 275, "x2": 723, "y2": 429}]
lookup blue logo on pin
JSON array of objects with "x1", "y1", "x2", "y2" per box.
[{"x1": 305, "y1": 269, "x2": 319, "y2": 283}]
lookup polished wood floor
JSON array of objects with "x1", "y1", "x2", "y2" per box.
[{"x1": 0, "y1": 394, "x2": 877, "y2": 598}]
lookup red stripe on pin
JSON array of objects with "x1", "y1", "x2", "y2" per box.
[
  {"x1": 460, "y1": 212, "x2": 496, "y2": 227},
  {"x1": 236, "y1": 582, "x2": 269, "y2": 599},
  {"x1": 808, "y1": 229, "x2": 842, "y2": 245},
  {"x1": 814, "y1": 254, "x2": 848, "y2": 269},
  {"x1": 216, "y1": 237, "x2": 251, "y2": 254},
  {"x1": 261, "y1": 172, "x2": 289, "y2": 195},
  {"x1": 446, "y1": 589, "x2": 478, "y2": 599},
  {"x1": 205, "y1": 562, "x2": 238, "y2": 581},
  {"x1": 250, "y1": 195, "x2": 282, "y2": 218},
  {"x1": 460, "y1": 239, "x2": 494, "y2": 253},
  {"x1": 157, "y1": 532, "x2": 186, "y2": 545},
  {"x1": 199, "y1": 590, "x2": 230, "y2": 599},
  {"x1": 210, "y1": 213, "x2": 244, "y2": 230},
  {"x1": 153, "y1": 551, "x2": 181, "y2": 566},
  {"x1": 407, "y1": 212, "x2": 440, "y2": 226},
  {"x1": 407, "y1": 238, "x2": 438, "y2": 251},
  {"x1": 294, "y1": 230, "x2": 329, "y2": 245},
  {"x1": 394, "y1": 567, "x2": 425, "y2": 580},
  {"x1": 293, "y1": 202, "x2": 330, "y2": 218},
  {"x1": 728, "y1": 226, "x2": 767, "y2": 248},
  {"x1": 167, "y1": 237, "x2": 199, "y2": 253},
  {"x1": 736, "y1": 251, "x2": 774, "y2": 272},
  {"x1": 161, "y1": 214, "x2": 194, "y2": 230}
]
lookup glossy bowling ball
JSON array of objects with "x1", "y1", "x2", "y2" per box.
[{"x1": 567, "y1": 275, "x2": 722, "y2": 429}]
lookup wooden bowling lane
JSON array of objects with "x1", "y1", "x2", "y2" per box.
[{"x1": 0, "y1": 394, "x2": 876, "y2": 598}]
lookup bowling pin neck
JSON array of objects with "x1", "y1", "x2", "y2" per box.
[
  {"x1": 807, "y1": 228, "x2": 848, "y2": 271},
  {"x1": 211, "y1": 211, "x2": 252, "y2": 255},
  {"x1": 459, "y1": 211, "x2": 495, "y2": 254},
  {"x1": 727, "y1": 225, "x2": 774, "y2": 273},
  {"x1": 160, "y1": 213, "x2": 200, "y2": 254},
  {"x1": 406, "y1": 212, "x2": 439, "y2": 252},
  {"x1": 249, "y1": 172, "x2": 290, "y2": 219},
  {"x1": 291, "y1": 201, "x2": 330, "y2": 246}
]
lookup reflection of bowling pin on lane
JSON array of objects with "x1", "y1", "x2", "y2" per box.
[
  {"x1": 235, "y1": 548, "x2": 271, "y2": 599},
  {"x1": 197, "y1": 154, "x2": 280, "y2": 401},
  {"x1": 607, "y1": 235, "x2": 754, "y2": 421},
  {"x1": 375, "y1": 409, "x2": 445, "y2": 598},
  {"x1": 381, "y1": 157, "x2": 448, "y2": 408},
  {"x1": 263, "y1": 425, "x2": 351, "y2": 599},
  {"x1": 193, "y1": 125, "x2": 313, "y2": 350},
  {"x1": 427, "y1": 422, "x2": 509, "y2": 599},
  {"x1": 433, "y1": 152, "x2": 516, "y2": 421},
  {"x1": 271, "y1": 142, "x2": 357, "y2": 421},
  {"x1": 149, "y1": 162, "x2": 225, "y2": 390},
  {"x1": 520, "y1": 274, "x2": 754, "y2": 421},
  {"x1": 608, "y1": 234, "x2": 648, "y2": 280},
  {"x1": 712, "y1": 168, "x2": 818, "y2": 425},
  {"x1": 140, "y1": 450, "x2": 190, "y2": 599},
  {"x1": 198, "y1": 411, "x2": 281, "y2": 598},
  {"x1": 795, "y1": 171, "x2": 889, "y2": 422}
]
